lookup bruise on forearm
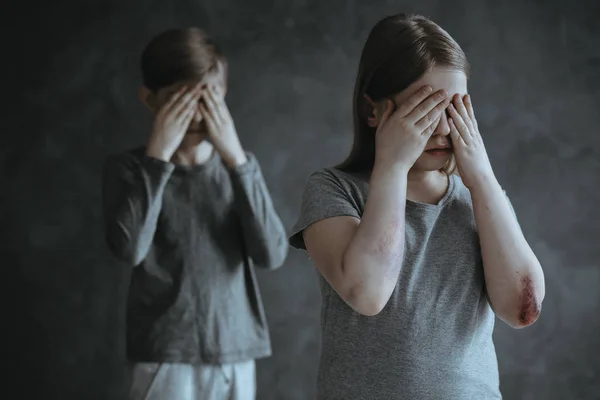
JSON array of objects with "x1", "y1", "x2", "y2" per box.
[
  {"x1": 374, "y1": 216, "x2": 405, "y2": 279},
  {"x1": 350, "y1": 213, "x2": 405, "y2": 280},
  {"x1": 344, "y1": 165, "x2": 408, "y2": 302}
]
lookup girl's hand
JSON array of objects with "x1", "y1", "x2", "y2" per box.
[
  {"x1": 375, "y1": 86, "x2": 449, "y2": 170},
  {"x1": 447, "y1": 94, "x2": 495, "y2": 188}
]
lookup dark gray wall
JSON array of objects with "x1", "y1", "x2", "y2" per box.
[{"x1": 7, "y1": 0, "x2": 600, "y2": 399}]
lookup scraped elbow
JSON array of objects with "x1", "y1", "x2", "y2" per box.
[
  {"x1": 500, "y1": 275, "x2": 544, "y2": 329},
  {"x1": 503, "y1": 304, "x2": 542, "y2": 329},
  {"x1": 512, "y1": 298, "x2": 543, "y2": 329}
]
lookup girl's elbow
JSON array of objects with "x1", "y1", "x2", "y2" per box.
[
  {"x1": 514, "y1": 270, "x2": 545, "y2": 328},
  {"x1": 344, "y1": 284, "x2": 392, "y2": 317},
  {"x1": 336, "y1": 253, "x2": 398, "y2": 316},
  {"x1": 493, "y1": 277, "x2": 544, "y2": 329},
  {"x1": 353, "y1": 301, "x2": 387, "y2": 317},
  {"x1": 499, "y1": 303, "x2": 542, "y2": 329}
]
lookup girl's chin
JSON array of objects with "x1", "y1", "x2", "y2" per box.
[{"x1": 413, "y1": 156, "x2": 452, "y2": 171}]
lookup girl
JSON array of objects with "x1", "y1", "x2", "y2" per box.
[{"x1": 289, "y1": 13, "x2": 545, "y2": 399}]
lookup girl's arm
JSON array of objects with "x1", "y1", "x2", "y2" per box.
[
  {"x1": 299, "y1": 87, "x2": 448, "y2": 316},
  {"x1": 471, "y1": 176, "x2": 545, "y2": 328},
  {"x1": 446, "y1": 93, "x2": 545, "y2": 328},
  {"x1": 303, "y1": 162, "x2": 409, "y2": 316}
]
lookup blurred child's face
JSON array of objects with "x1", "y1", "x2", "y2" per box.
[{"x1": 151, "y1": 74, "x2": 225, "y2": 136}]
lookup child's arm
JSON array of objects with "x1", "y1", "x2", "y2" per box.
[
  {"x1": 228, "y1": 154, "x2": 288, "y2": 270},
  {"x1": 102, "y1": 154, "x2": 174, "y2": 266},
  {"x1": 102, "y1": 86, "x2": 200, "y2": 266},
  {"x1": 298, "y1": 88, "x2": 448, "y2": 316},
  {"x1": 470, "y1": 177, "x2": 545, "y2": 328},
  {"x1": 446, "y1": 93, "x2": 545, "y2": 328},
  {"x1": 302, "y1": 163, "x2": 409, "y2": 316},
  {"x1": 199, "y1": 86, "x2": 288, "y2": 270}
]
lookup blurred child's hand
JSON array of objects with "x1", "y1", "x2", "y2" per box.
[
  {"x1": 447, "y1": 94, "x2": 495, "y2": 189},
  {"x1": 199, "y1": 85, "x2": 247, "y2": 168},
  {"x1": 146, "y1": 83, "x2": 203, "y2": 162}
]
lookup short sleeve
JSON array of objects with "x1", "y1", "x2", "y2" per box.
[{"x1": 288, "y1": 169, "x2": 361, "y2": 250}]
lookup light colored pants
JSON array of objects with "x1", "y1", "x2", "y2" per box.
[{"x1": 128, "y1": 361, "x2": 256, "y2": 400}]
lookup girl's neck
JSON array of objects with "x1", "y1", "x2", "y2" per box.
[{"x1": 406, "y1": 169, "x2": 449, "y2": 205}]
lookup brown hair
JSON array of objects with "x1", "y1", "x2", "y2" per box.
[
  {"x1": 337, "y1": 13, "x2": 470, "y2": 174},
  {"x1": 140, "y1": 27, "x2": 227, "y2": 92}
]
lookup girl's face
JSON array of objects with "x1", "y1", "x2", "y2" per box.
[{"x1": 375, "y1": 67, "x2": 469, "y2": 172}]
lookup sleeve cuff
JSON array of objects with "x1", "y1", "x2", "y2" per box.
[
  {"x1": 228, "y1": 152, "x2": 259, "y2": 178},
  {"x1": 141, "y1": 155, "x2": 176, "y2": 175}
]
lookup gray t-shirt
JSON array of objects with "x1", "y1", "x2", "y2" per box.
[{"x1": 289, "y1": 167, "x2": 503, "y2": 400}]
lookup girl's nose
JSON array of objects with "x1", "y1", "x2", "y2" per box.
[{"x1": 433, "y1": 111, "x2": 451, "y2": 136}]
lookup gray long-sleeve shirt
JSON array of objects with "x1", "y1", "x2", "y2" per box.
[{"x1": 102, "y1": 147, "x2": 288, "y2": 364}]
